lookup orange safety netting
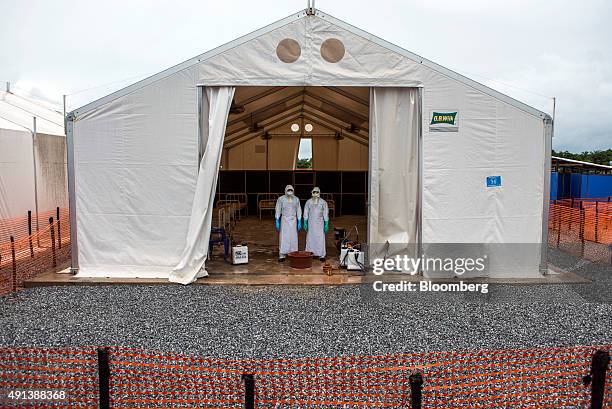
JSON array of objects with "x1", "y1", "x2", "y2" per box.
[
  {"x1": 548, "y1": 199, "x2": 612, "y2": 263},
  {"x1": 0, "y1": 345, "x2": 609, "y2": 408},
  {"x1": 0, "y1": 209, "x2": 70, "y2": 296}
]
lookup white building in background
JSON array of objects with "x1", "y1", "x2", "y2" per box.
[{"x1": 0, "y1": 83, "x2": 67, "y2": 241}]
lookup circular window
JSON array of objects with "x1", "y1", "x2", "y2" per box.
[
  {"x1": 291, "y1": 123, "x2": 300, "y2": 132},
  {"x1": 320, "y1": 38, "x2": 345, "y2": 63},
  {"x1": 304, "y1": 123, "x2": 313, "y2": 132},
  {"x1": 276, "y1": 38, "x2": 301, "y2": 63}
]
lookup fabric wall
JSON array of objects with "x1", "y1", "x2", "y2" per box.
[
  {"x1": 420, "y1": 69, "x2": 546, "y2": 277},
  {"x1": 73, "y1": 68, "x2": 199, "y2": 277},
  {"x1": 368, "y1": 87, "x2": 419, "y2": 254},
  {"x1": 170, "y1": 87, "x2": 235, "y2": 284},
  {"x1": 35, "y1": 133, "x2": 68, "y2": 214},
  {"x1": 0, "y1": 128, "x2": 35, "y2": 221},
  {"x1": 0, "y1": 129, "x2": 66, "y2": 226},
  {"x1": 312, "y1": 136, "x2": 368, "y2": 171}
]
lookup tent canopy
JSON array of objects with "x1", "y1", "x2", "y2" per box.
[{"x1": 223, "y1": 86, "x2": 369, "y2": 170}]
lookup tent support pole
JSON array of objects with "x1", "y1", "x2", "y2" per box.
[
  {"x1": 32, "y1": 117, "x2": 40, "y2": 245},
  {"x1": 197, "y1": 86, "x2": 204, "y2": 166},
  {"x1": 66, "y1": 116, "x2": 79, "y2": 273},
  {"x1": 417, "y1": 87, "x2": 423, "y2": 274},
  {"x1": 540, "y1": 115, "x2": 553, "y2": 275}
]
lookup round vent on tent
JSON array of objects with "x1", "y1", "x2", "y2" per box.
[
  {"x1": 305, "y1": 123, "x2": 313, "y2": 132},
  {"x1": 276, "y1": 38, "x2": 301, "y2": 63},
  {"x1": 320, "y1": 38, "x2": 345, "y2": 63}
]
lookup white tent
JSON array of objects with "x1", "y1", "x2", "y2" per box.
[
  {"x1": 0, "y1": 86, "x2": 67, "y2": 241},
  {"x1": 67, "y1": 6, "x2": 552, "y2": 282}
]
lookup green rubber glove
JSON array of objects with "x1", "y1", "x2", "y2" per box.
[
  {"x1": 304, "y1": 219, "x2": 308, "y2": 232},
  {"x1": 324, "y1": 220, "x2": 329, "y2": 233}
]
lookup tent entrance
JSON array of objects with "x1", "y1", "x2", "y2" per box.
[
  {"x1": 174, "y1": 85, "x2": 421, "y2": 283},
  {"x1": 209, "y1": 86, "x2": 371, "y2": 278}
]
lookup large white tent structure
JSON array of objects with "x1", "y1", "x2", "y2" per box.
[
  {"x1": 0, "y1": 85, "x2": 67, "y2": 241},
  {"x1": 67, "y1": 6, "x2": 552, "y2": 283}
]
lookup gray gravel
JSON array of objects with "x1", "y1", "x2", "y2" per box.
[{"x1": 0, "y1": 249, "x2": 610, "y2": 359}]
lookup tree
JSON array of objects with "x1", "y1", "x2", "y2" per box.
[
  {"x1": 552, "y1": 149, "x2": 612, "y2": 166},
  {"x1": 296, "y1": 158, "x2": 312, "y2": 169}
]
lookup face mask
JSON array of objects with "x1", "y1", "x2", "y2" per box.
[
  {"x1": 286, "y1": 190, "x2": 294, "y2": 196},
  {"x1": 312, "y1": 192, "x2": 320, "y2": 198}
]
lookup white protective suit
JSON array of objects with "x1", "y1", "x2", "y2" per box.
[
  {"x1": 275, "y1": 185, "x2": 302, "y2": 257},
  {"x1": 304, "y1": 192, "x2": 329, "y2": 258}
]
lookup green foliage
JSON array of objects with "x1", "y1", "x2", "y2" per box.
[
  {"x1": 296, "y1": 158, "x2": 312, "y2": 169},
  {"x1": 552, "y1": 149, "x2": 612, "y2": 166}
]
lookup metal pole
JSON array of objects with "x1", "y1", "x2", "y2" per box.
[
  {"x1": 10, "y1": 236, "x2": 17, "y2": 292},
  {"x1": 97, "y1": 348, "x2": 110, "y2": 409},
  {"x1": 409, "y1": 373, "x2": 423, "y2": 409},
  {"x1": 28, "y1": 210, "x2": 34, "y2": 258},
  {"x1": 552, "y1": 97, "x2": 556, "y2": 131},
  {"x1": 595, "y1": 201, "x2": 599, "y2": 243},
  {"x1": 585, "y1": 350, "x2": 609, "y2": 409},
  {"x1": 242, "y1": 374, "x2": 255, "y2": 409},
  {"x1": 56, "y1": 207, "x2": 62, "y2": 249},
  {"x1": 32, "y1": 117, "x2": 40, "y2": 246},
  {"x1": 63, "y1": 95, "x2": 67, "y2": 135},
  {"x1": 49, "y1": 217, "x2": 56, "y2": 268}
]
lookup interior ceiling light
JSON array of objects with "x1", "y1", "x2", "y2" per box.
[
  {"x1": 305, "y1": 123, "x2": 313, "y2": 132},
  {"x1": 291, "y1": 123, "x2": 300, "y2": 132}
]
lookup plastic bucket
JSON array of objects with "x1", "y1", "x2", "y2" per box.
[{"x1": 288, "y1": 251, "x2": 313, "y2": 269}]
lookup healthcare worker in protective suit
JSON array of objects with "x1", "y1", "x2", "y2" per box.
[
  {"x1": 275, "y1": 185, "x2": 302, "y2": 262},
  {"x1": 303, "y1": 187, "x2": 329, "y2": 261}
]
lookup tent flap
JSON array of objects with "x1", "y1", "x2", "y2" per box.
[
  {"x1": 169, "y1": 86, "x2": 236, "y2": 284},
  {"x1": 368, "y1": 87, "x2": 419, "y2": 257}
]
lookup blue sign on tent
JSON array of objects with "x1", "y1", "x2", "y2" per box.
[{"x1": 486, "y1": 176, "x2": 502, "y2": 187}]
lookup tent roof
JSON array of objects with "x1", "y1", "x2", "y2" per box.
[
  {"x1": 0, "y1": 90, "x2": 64, "y2": 136},
  {"x1": 70, "y1": 8, "x2": 550, "y2": 121},
  {"x1": 225, "y1": 86, "x2": 369, "y2": 149}
]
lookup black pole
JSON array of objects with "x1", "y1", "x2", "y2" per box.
[
  {"x1": 49, "y1": 217, "x2": 56, "y2": 268},
  {"x1": 580, "y1": 202, "x2": 585, "y2": 257},
  {"x1": 594, "y1": 202, "x2": 599, "y2": 243},
  {"x1": 555, "y1": 200, "x2": 561, "y2": 247},
  {"x1": 588, "y1": 350, "x2": 610, "y2": 409},
  {"x1": 409, "y1": 373, "x2": 423, "y2": 409},
  {"x1": 10, "y1": 236, "x2": 16, "y2": 292},
  {"x1": 242, "y1": 373, "x2": 255, "y2": 409},
  {"x1": 97, "y1": 348, "x2": 110, "y2": 409},
  {"x1": 56, "y1": 207, "x2": 62, "y2": 249},
  {"x1": 28, "y1": 211, "x2": 34, "y2": 258}
]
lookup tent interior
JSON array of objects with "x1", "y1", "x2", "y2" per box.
[{"x1": 208, "y1": 86, "x2": 369, "y2": 275}]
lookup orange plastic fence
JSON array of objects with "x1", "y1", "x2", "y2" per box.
[
  {"x1": 0, "y1": 209, "x2": 65, "y2": 244},
  {"x1": 0, "y1": 210, "x2": 70, "y2": 295},
  {"x1": 0, "y1": 345, "x2": 609, "y2": 408},
  {"x1": 548, "y1": 199, "x2": 612, "y2": 263}
]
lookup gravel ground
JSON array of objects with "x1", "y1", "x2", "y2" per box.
[{"x1": 0, "y1": 249, "x2": 610, "y2": 358}]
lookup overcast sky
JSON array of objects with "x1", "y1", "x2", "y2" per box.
[{"x1": 1, "y1": 0, "x2": 611, "y2": 152}]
